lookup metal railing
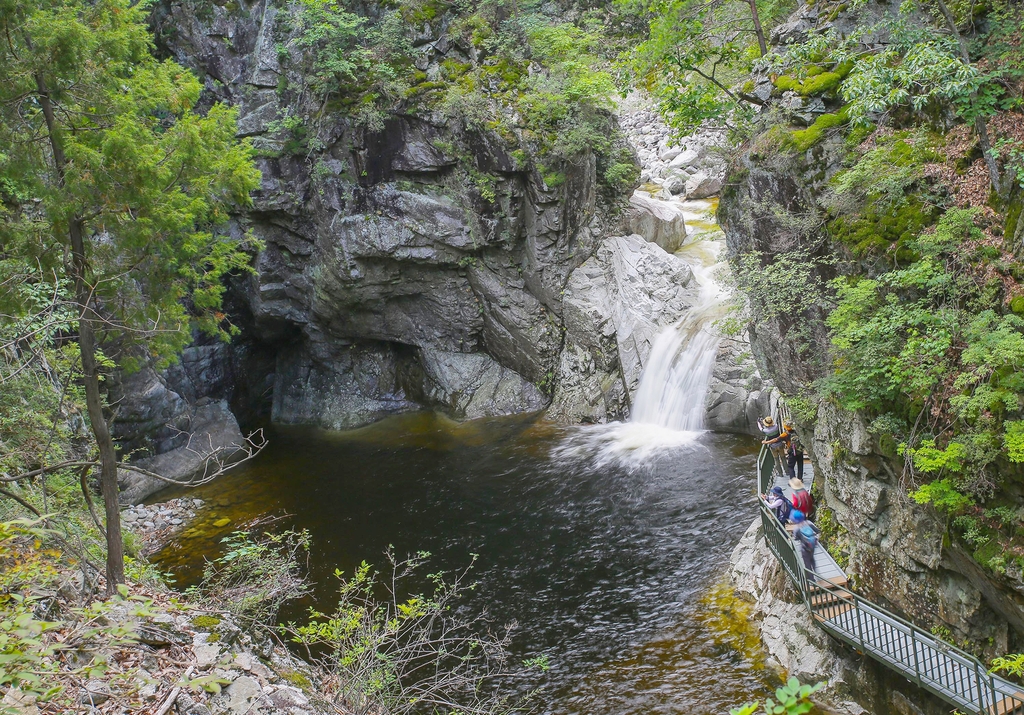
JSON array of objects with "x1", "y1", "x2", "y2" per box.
[{"x1": 754, "y1": 445, "x2": 1024, "y2": 715}]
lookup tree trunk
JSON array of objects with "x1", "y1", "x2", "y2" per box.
[
  {"x1": 34, "y1": 71, "x2": 126, "y2": 593},
  {"x1": 748, "y1": 0, "x2": 768, "y2": 57},
  {"x1": 933, "y1": 0, "x2": 1004, "y2": 199},
  {"x1": 70, "y1": 224, "x2": 126, "y2": 593}
]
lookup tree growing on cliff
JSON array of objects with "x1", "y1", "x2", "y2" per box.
[
  {"x1": 620, "y1": 0, "x2": 789, "y2": 135},
  {"x1": 0, "y1": 0, "x2": 260, "y2": 592}
]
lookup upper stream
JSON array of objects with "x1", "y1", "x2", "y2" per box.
[{"x1": 154, "y1": 200, "x2": 781, "y2": 714}]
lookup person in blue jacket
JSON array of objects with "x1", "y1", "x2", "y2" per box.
[{"x1": 791, "y1": 509, "x2": 820, "y2": 582}]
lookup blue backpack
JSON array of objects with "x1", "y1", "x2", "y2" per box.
[{"x1": 798, "y1": 524, "x2": 817, "y2": 549}]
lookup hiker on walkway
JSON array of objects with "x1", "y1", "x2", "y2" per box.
[
  {"x1": 790, "y1": 476, "x2": 813, "y2": 518},
  {"x1": 762, "y1": 485, "x2": 791, "y2": 524},
  {"x1": 791, "y1": 509, "x2": 820, "y2": 582},
  {"x1": 759, "y1": 416, "x2": 788, "y2": 476},
  {"x1": 786, "y1": 429, "x2": 804, "y2": 481}
]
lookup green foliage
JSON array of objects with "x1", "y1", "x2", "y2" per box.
[
  {"x1": 991, "y1": 653, "x2": 1024, "y2": 677},
  {"x1": 1003, "y1": 421, "x2": 1024, "y2": 462},
  {"x1": 0, "y1": 520, "x2": 154, "y2": 708},
  {"x1": 188, "y1": 529, "x2": 310, "y2": 634},
  {"x1": 0, "y1": 0, "x2": 262, "y2": 369},
  {"x1": 910, "y1": 479, "x2": 976, "y2": 514},
  {"x1": 286, "y1": 550, "x2": 537, "y2": 715},
  {"x1": 731, "y1": 678, "x2": 824, "y2": 714},
  {"x1": 906, "y1": 439, "x2": 967, "y2": 474},
  {"x1": 840, "y1": 28, "x2": 978, "y2": 125},
  {"x1": 291, "y1": 0, "x2": 632, "y2": 193},
  {"x1": 623, "y1": 0, "x2": 795, "y2": 135},
  {"x1": 730, "y1": 249, "x2": 831, "y2": 323},
  {"x1": 826, "y1": 130, "x2": 939, "y2": 213},
  {"x1": 824, "y1": 209, "x2": 986, "y2": 414},
  {"x1": 823, "y1": 207, "x2": 1024, "y2": 527}
]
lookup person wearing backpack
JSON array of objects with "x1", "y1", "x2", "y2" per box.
[
  {"x1": 762, "y1": 486, "x2": 791, "y2": 524},
  {"x1": 791, "y1": 510, "x2": 820, "y2": 582},
  {"x1": 790, "y1": 477, "x2": 813, "y2": 519},
  {"x1": 786, "y1": 430, "x2": 804, "y2": 481}
]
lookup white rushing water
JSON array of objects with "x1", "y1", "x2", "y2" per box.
[
  {"x1": 554, "y1": 200, "x2": 733, "y2": 469},
  {"x1": 630, "y1": 236, "x2": 728, "y2": 431}
]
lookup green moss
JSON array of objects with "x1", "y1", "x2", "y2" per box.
[
  {"x1": 1011, "y1": 296, "x2": 1024, "y2": 314},
  {"x1": 741, "y1": 79, "x2": 755, "y2": 94},
  {"x1": 774, "y1": 74, "x2": 799, "y2": 93},
  {"x1": 774, "y1": 60, "x2": 853, "y2": 96},
  {"x1": 192, "y1": 614, "x2": 222, "y2": 629},
  {"x1": 1005, "y1": 195, "x2": 1022, "y2": 241},
  {"x1": 826, "y1": 2, "x2": 850, "y2": 20},
  {"x1": 799, "y1": 71, "x2": 842, "y2": 95},
  {"x1": 974, "y1": 537, "x2": 1003, "y2": 569},
  {"x1": 279, "y1": 669, "x2": 312, "y2": 690},
  {"x1": 440, "y1": 59, "x2": 472, "y2": 80},
  {"x1": 828, "y1": 196, "x2": 939, "y2": 257},
  {"x1": 788, "y1": 107, "x2": 850, "y2": 151},
  {"x1": 816, "y1": 506, "x2": 850, "y2": 569}
]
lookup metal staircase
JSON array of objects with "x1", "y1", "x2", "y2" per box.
[{"x1": 755, "y1": 445, "x2": 1024, "y2": 715}]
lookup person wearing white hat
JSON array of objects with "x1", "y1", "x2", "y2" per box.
[
  {"x1": 758, "y1": 416, "x2": 787, "y2": 477},
  {"x1": 790, "y1": 476, "x2": 813, "y2": 517}
]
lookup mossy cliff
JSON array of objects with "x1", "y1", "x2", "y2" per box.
[{"x1": 721, "y1": 0, "x2": 1024, "y2": 709}]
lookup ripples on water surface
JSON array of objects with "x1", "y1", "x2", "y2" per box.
[{"x1": 154, "y1": 412, "x2": 779, "y2": 715}]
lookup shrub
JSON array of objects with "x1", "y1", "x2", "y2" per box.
[
  {"x1": 188, "y1": 528, "x2": 310, "y2": 634},
  {"x1": 286, "y1": 550, "x2": 541, "y2": 715}
]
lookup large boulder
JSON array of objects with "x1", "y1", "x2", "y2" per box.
[
  {"x1": 418, "y1": 349, "x2": 546, "y2": 419},
  {"x1": 620, "y1": 193, "x2": 689, "y2": 252},
  {"x1": 549, "y1": 234, "x2": 697, "y2": 422},
  {"x1": 704, "y1": 336, "x2": 777, "y2": 435},
  {"x1": 118, "y1": 399, "x2": 246, "y2": 505}
]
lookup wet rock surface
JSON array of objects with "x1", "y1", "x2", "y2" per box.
[
  {"x1": 705, "y1": 337, "x2": 777, "y2": 435},
  {"x1": 549, "y1": 233, "x2": 698, "y2": 422}
]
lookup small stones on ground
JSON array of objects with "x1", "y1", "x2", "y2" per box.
[
  {"x1": 121, "y1": 497, "x2": 204, "y2": 554},
  {"x1": 2, "y1": 688, "x2": 39, "y2": 715},
  {"x1": 194, "y1": 633, "x2": 225, "y2": 669}
]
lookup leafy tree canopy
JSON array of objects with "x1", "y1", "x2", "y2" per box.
[{"x1": 0, "y1": 0, "x2": 261, "y2": 368}]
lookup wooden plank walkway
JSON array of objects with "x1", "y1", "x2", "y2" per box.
[{"x1": 754, "y1": 445, "x2": 1024, "y2": 715}]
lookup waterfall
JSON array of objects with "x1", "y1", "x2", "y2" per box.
[
  {"x1": 551, "y1": 208, "x2": 729, "y2": 469},
  {"x1": 629, "y1": 232, "x2": 726, "y2": 432},
  {"x1": 630, "y1": 316, "x2": 721, "y2": 431}
]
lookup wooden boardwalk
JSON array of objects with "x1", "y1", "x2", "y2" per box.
[{"x1": 755, "y1": 445, "x2": 1024, "y2": 715}]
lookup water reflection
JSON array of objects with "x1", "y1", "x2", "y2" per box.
[{"x1": 153, "y1": 412, "x2": 779, "y2": 715}]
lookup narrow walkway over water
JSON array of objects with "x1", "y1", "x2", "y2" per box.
[{"x1": 756, "y1": 446, "x2": 1024, "y2": 715}]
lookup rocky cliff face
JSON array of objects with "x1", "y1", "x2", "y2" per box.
[
  {"x1": 110, "y1": 0, "x2": 768, "y2": 501},
  {"x1": 144, "y1": 0, "x2": 621, "y2": 433},
  {"x1": 719, "y1": 0, "x2": 1024, "y2": 697},
  {"x1": 721, "y1": 113, "x2": 1022, "y2": 661}
]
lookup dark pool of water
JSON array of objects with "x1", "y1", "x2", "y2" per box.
[{"x1": 153, "y1": 412, "x2": 779, "y2": 714}]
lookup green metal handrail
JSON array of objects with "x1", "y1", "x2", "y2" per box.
[{"x1": 754, "y1": 445, "x2": 1024, "y2": 715}]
